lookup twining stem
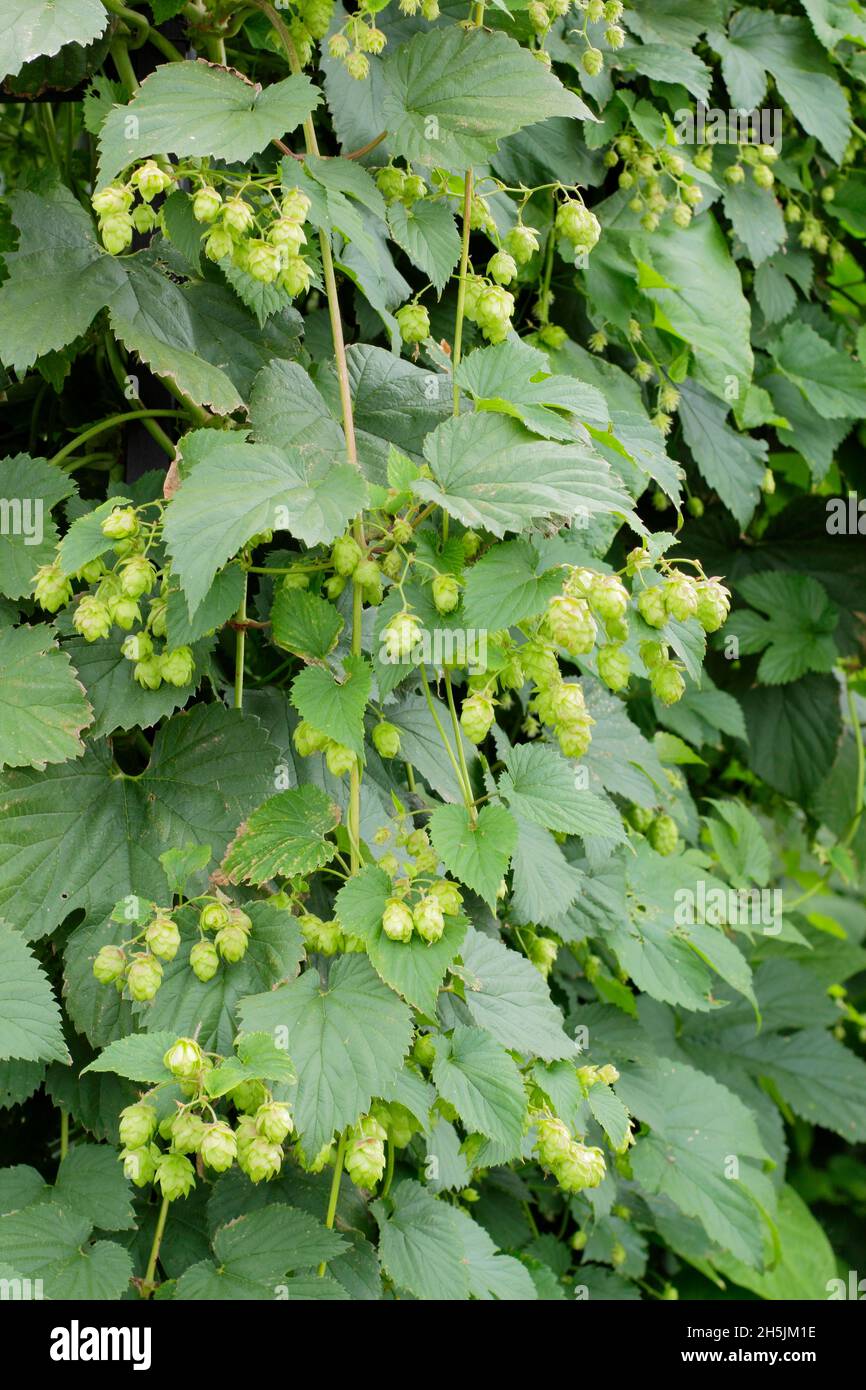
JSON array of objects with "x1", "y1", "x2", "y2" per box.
[
  {"x1": 59, "y1": 1110, "x2": 69, "y2": 1161},
  {"x1": 451, "y1": 169, "x2": 474, "y2": 420},
  {"x1": 317, "y1": 1131, "x2": 347, "y2": 1277},
  {"x1": 233, "y1": 571, "x2": 248, "y2": 711},
  {"x1": 420, "y1": 666, "x2": 472, "y2": 811},
  {"x1": 444, "y1": 669, "x2": 476, "y2": 825},
  {"x1": 382, "y1": 1140, "x2": 396, "y2": 1198},
  {"x1": 538, "y1": 226, "x2": 555, "y2": 326},
  {"x1": 102, "y1": 0, "x2": 185, "y2": 61},
  {"x1": 110, "y1": 38, "x2": 140, "y2": 95},
  {"x1": 104, "y1": 334, "x2": 177, "y2": 458},
  {"x1": 142, "y1": 1195, "x2": 170, "y2": 1298},
  {"x1": 49, "y1": 410, "x2": 186, "y2": 467}
]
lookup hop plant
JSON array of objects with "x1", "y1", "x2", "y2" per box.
[
  {"x1": 33, "y1": 562, "x2": 73, "y2": 612},
  {"x1": 145, "y1": 913, "x2": 181, "y2": 962},
  {"x1": 190, "y1": 939, "x2": 220, "y2": 982},
  {"x1": 345, "y1": 1114, "x2": 387, "y2": 1188},
  {"x1": 460, "y1": 691, "x2": 495, "y2": 744},
  {"x1": 126, "y1": 954, "x2": 163, "y2": 1001},
  {"x1": 383, "y1": 898, "x2": 414, "y2": 943},
  {"x1": 93, "y1": 944, "x2": 126, "y2": 984},
  {"x1": 372, "y1": 721, "x2": 401, "y2": 758},
  {"x1": 432, "y1": 572, "x2": 460, "y2": 613},
  {"x1": 156, "y1": 1152, "x2": 196, "y2": 1200},
  {"x1": 163, "y1": 1038, "x2": 203, "y2": 1079},
  {"x1": 413, "y1": 894, "x2": 445, "y2": 943},
  {"x1": 299, "y1": 913, "x2": 343, "y2": 955},
  {"x1": 200, "y1": 1122, "x2": 237, "y2": 1172},
  {"x1": 119, "y1": 1103, "x2": 158, "y2": 1149},
  {"x1": 648, "y1": 812, "x2": 679, "y2": 856},
  {"x1": 506, "y1": 223, "x2": 540, "y2": 264}
]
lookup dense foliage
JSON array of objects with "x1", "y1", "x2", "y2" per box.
[{"x1": 0, "y1": 0, "x2": 864, "y2": 1303}]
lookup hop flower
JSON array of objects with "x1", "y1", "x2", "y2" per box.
[
  {"x1": 475, "y1": 284, "x2": 514, "y2": 344},
  {"x1": 650, "y1": 661, "x2": 686, "y2": 706},
  {"x1": 538, "y1": 323, "x2": 567, "y2": 349},
  {"x1": 156, "y1": 1152, "x2": 196, "y2": 1201},
  {"x1": 230, "y1": 1079, "x2": 268, "y2": 1115},
  {"x1": 597, "y1": 644, "x2": 630, "y2": 691},
  {"x1": 92, "y1": 183, "x2": 132, "y2": 218},
  {"x1": 535, "y1": 1115, "x2": 573, "y2": 1166},
  {"x1": 240, "y1": 1136, "x2": 284, "y2": 1183},
  {"x1": 345, "y1": 1114, "x2": 387, "y2": 1188},
  {"x1": 460, "y1": 691, "x2": 495, "y2": 744},
  {"x1": 556, "y1": 716, "x2": 594, "y2": 758},
  {"x1": 629, "y1": 803, "x2": 655, "y2": 832},
  {"x1": 429, "y1": 879, "x2": 462, "y2": 916},
  {"x1": 412, "y1": 1032, "x2": 437, "y2": 1069},
  {"x1": 637, "y1": 586, "x2": 667, "y2": 628},
  {"x1": 528, "y1": 935, "x2": 558, "y2": 976},
  {"x1": 528, "y1": 0, "x2": 551, "y2": 31},
  {"x1": 204, "y1": 226, "x2": 234, "y2": 262},
  {"x1": 331, "y1": 534, "x2": 363, "y2": 576},
  {"x1": 163, "y1": 1038, "x2": 203, "y2": 1079},
  {"x1": 134, "y1": 655, "x2": 163, "y2": 690},
  {"x1": 170, "y1": 1110, "x2": 206, "y2": 1154},
  {"x1": 222, "y1": 197, "x2": 255, "y2": 234},
  {"x1": 120, "y1": 631, "x2": 152, "y2": 664},
  {"x1": 372, "y1": 721, "x2": 401, "y2": 758},
  {"x1": 383, "y1": 898, "x2": 414, "y2": 943},
  {"x1": 413, "y1": 894, "x2": 445, "y2": 944},
  {"x1": 402, "y1": 173, "x2": 427, "y2": 204},
  {"x1": 325, "y1": 742, "x2": 356, "y2": 777},
  {"x1": 33, "y1": 562, "x2": 73, "y2": 612},
  {"x1": 121, "y1": 1144, "x2": 158, "y2": 1187},
  {"x1": 193, "y1": 186, "x2": 222, "y2": 224},
  {"x1": 396, "y1": 302, "x2": 430, "y2": 343},
  {"x1": 725, "y1": 163, "x2": 745, "y2": 185},
  {"x1": 581, "y1": 46, "x2": 604, "y2": 77},
  {"x1": 160, "y1": 646, "x2": 195, "y2": 687},
  {"x1": 93, "y1": 944, "x2": 126, "y2": 984},
  {"x1": 345, "y1": 49, "x2": 369, "y2": 80},
  {"x1": 546, "y1": 594, "x2": 597, "y2": 655},
  {"x1": 190, "y1": 939, "x2": 220, "y2": 982},
  {"x1": 145, "y1": 913, "x2": 181, "y2": 962},
  {"x1": 556, "y1": 1142, "x2": 606, "y2": 1191},
  {"x1": 506, "y1": 223, "x2": 540, "y2": 264},
  {"x1": 255, "y1": 1102, "x2": 293, "y2": 1144},
  {"x1": 126, "y1": 954, "x2": 163, "y2": 1001},
  {"x1": 132, "y1": 160, "x2": 173, "y2": 202},
  {"x1": 648, "y1": 812, "x2": 679, "y2": 856},
  {"x1": 119, "y1": 1103, "x2": 158, "y2": 1149},
  {"x1": 753, "y1": 162, "x2": 774, "y2": 189},
  {"x1": 432, "y1": 572, "x2": 460, "y2": 614},
  {"x1": 200, "y1": 1122, "x2": 238, "y2": 1172},
  {"x1": 299, "y1": 913, "x2": 343, "y2": 955},
  {"x1": 101, "y1": 213, "x2": 134, "y2": 255},
  {"x1": 294, "y1": 720, "x2": 328, "y2": 756},
  {"x1": 694, "y1": 578, "x2": 730, "y2": 633},
  {"x1": 246, "y1": 239, "x2": 282, "y2": 283},
  {"x1": 605, "y1": 22, "x2": 625, "y2": 47},
  {"x1": 101, "y1": 505, "x2": 139, "y2": 540},
  {"x1": 215, "y1": 922, "x2": 249, "y2": 963},
  {"x1": 588, "y1": 573, "x2": 629, "y2": 627},
  {"x1": 268, "y1": 217, "x2": 306, "y2": 254},
  {"x1": 383, "y1": 610, "x2": 423, "y2": 662}
]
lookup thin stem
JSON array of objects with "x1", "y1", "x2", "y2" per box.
[
  {"x1": 110, "y1": 38, "x2": 140, "y2": 95},
  {"x1": 451, "y1": 169, "x2": 474, "y2": 418},
  {"x1": 381, "y1": 1140, "x2": 396, "y2": 1198},
  {"x1": 104, "y1": 334, "x2": 177, "y2": 458},
  {"x1": 843, "y1": 682, "x2": 865, "y2": 848},
  {"x1": 60, "y1": 1110, "x2": 69, "y2": 1161},
  {"x1": 317, "y1": 1132, "x2": 347, "y2": 1276},
  {"x1": 538, "y1": 226, "x2": 555, "y2": 326},
  {"x1": 443, "y1": 669, "x2": 476, "y2": 822},
  {"x1": 233, "y1": 571, "x2": 248, "y2": 710},
  {"x1": 142, "y1": 1195, "x2": 170, "y2": 1298},
  {"x1": 49, "y1": 410, "x2": 186, "y2": 467},
  {"x1": 348, "y1": 580, "x2": 363, "y2": 871},
  {"x1": 420, "y1": 667, "x2": 466, "y2": 800},
  {"x1": 102, "y1": 0, "x2": 184, "y2": 60}
]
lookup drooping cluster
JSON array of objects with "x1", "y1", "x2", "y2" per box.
[
  {"x1": 93, "y1": 899, "x2": 253, "y2": 1002},
  {"x1": 194, "y1": 182, "x2": 314, "y2": 296},
  {"x1": 91, "y1": 160, "x2": 174, "y2": 254},
  {"x1": 532, "y1": 1113, "x2": 607, "y2": 1193},
  {"x1": 606, "y1": 132, "x2": 704, "y2": 231}
]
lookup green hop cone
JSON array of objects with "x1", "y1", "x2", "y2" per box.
[
  {"x1": 193, "y1": 185, "x2": 222, "y2": 223},
  {"x1": 628, "y1": 804, "x2": 655, "y2": 833},
  {"x1": 163, "y1": 1037, "x2": 203, "y2": 1079},
  {"x1": 200, "y1": 1121, "x2": 237, "y2": 1172},
  {"x1": 280, "y1": 256, "x2": 312, "y2": 298},
  {"x1": 215, "y1": 922, "x2": 249, "y2": 963},
  {"x1": 413, "y1": 894, "x2": 445, "y2": 944},
  {"x1": 550, "y1": 681, "x2": 586, "y2": 725},
  {"x1": 134, "y1": 655, "x2": 163, "y2": 691},
  {"x1": 372, "y1": 1099, "x2": 417, "y2": 1148},
  {"x1": 241, "y1": 1136, "x2": 284, "y2": 1183},
  {"x1": 198, "y1": 901, "x2": 229, "y2": 933},
  {"x1": 432, "y1": 572, "x2": 460, "y2": 614},
  {"x1": 353, "y1": 557, "x2": 380, "y2": 589},
  {"x1": 126, "y1": 954, "x2": 163, "y2": 1001},
  {"x1": 555, "y1": 199, "x2": 601, "y2": 252},
  {"x1": 255, "y1": 1102, "x2": 293, "y2": 1144},
  {"x1": 120, "y1": 631, "x2": 152, "y2": 664},
  {"x1": 475, "y1": 284, "x2": 514, "y2": 344},
  {"x1": 460, "y1": 691, "x2": 495, "y2": 744},
  {"x1": 487, "y1": 250, "x2": 518, "y2": 285},
  {"x1": 376, "y1": 166, "x2": 406, "y2": 202},
  {"x1": 546, "y1": 594, "x2": 597, "y2": 655},
  {"x1": 132, "y1": 160, "x2": 173, "y2": 202},
  {"x1": 101, "y1": 213, "x2": 134, "y2": 255},
  {"x1": 382, "y1": 898, "x2": 414, "y2": 943},
  {"x1": 520, "y1": 640, "x2": 559, "y2": 687},
  {"x1": 293, "y1": 720, "x2": 328, "y2": 757},
  {"x1": 402, "y1": 173, "x2": 426, "y2": 204},
  {"x1": 93, "y1": 944, "x2": 126, "y2": 984},
  {"x1": 429, "y1": 879, "x2": 462, "y2": 916},
  {"x1": 119, "y1": 1102, "x2": 158, "y2": 1149},
  {"x1": 101, "y1": 505, "x2": 139, "y2": 540},
  {"x1": 145, "y1": 913, "x2": 181, "y2": 962},
  {"x1": 107, "y1": 595, "x2": 140, "y2": 631},
  {"x1": 412, "y1": 1032, "x2": 437, "y2": 1069},
  {"x1": 396, "y1": 302, "x2": 430, "y2": 343},
  {"x1": 156, "y1": 1151, "x2": 196, "y2": 1201},
  {"x1": 637, "y1": 586, "x2": 667, "y2": 628},
  {"x1": 535, "y1": 1115, "x2": 573, "y2": 1166},
  {"x1": 205, "y1": 226, "x2": 234, "y2": 262},
  {"x1": 33, "y1": 563, "x2": 73, "y2": 612},
  {"x1": 229, "y1": 1079, "x2": 268, "y2": 1115},
  {"x1": 325, "y1": 742, "x2": 356, "y2": 777},
  {"x1": 694, "y1": 578, "x2": 730, "y2": 633},
  {"x1": 663, "y1": 573, "x2": 698, "y2": 622},
  {"x1": 222, "y1": 196, "x2": 254, "y2": 234},
  {"x1": 295, "y1": 1139, "x2": 335, "y2": 1173},
  {"x1": 190, "y1": 939, "x2": 219, "y2": 982},
  {"x1": 556, "y1": 1142, "x2": 606, "y2": 1192},
  {"x1": 597, "y1": 644, "x2": 630, "y2": 692},
  {"x1": 268, "y1": 217, "x2": 306, "y2": 254},
  {"x1": 588, "y1": 573, "x2": 629, "y2": 626},
  {"x1": 246, "y1": 239, "x2": 282, "y2": 283},
  {"x1": 227, "y1": 905, "x2": 252, "y2": 934},
  {"x1": 528, "y1": 934, "x2": 558, "y2": 976},
  {"x1": 280, "y1": 187, "x2": 312, "y2": 223},
  {"x1": 372, "y1": 721, "x2": 401, "y2": 758},
  {"x1": 171, "y1": 1110, "x2": 206, "y2": 1154},
  {"x1": 92, "y1": 183, "x2": 131, "y2": 218},
  {"x1": 148, "y1": 597, "x2": 168, "y2": 638},
  {"x1": 345, "y1": 1115, "x2": 387, "y2": 1188},
  {"x1": 73, "y1": 595, "x2": 111, "y2": 642},
  {"x1": 160, "y1": 646, "x2": 195, "y2": 687},
  {"x1": 505, "y1": 223, "x2": 540, "y2": 264},
  {"x1": 121, "y1": 1144, "x2": 158, "y2": 1188},
  {"x1": 382, "y1": 610, "x2": 423, "y2": 662},
  {"x1": 332, "y1": 534, "x2": 362, "y2": 576},
  {"x1": 650, "y1": 661, "x2": 685, "y2": 706},
  {"x1": 556, "y1": 716, "x2": 594, "y2": 759},
  {"x1": 299, "y1": 913, "x2": 343, "y2": 956},
  {"x1": 648, "y1": 812, "x2": 679, "y2": 857}
]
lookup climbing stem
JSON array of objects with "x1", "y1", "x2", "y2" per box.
[
  {"x1": 142, "y1": 1195, "x2": 170, "y2": 1298},
  {"x1": 59, "y1": 1109, "x2": 69, "y2": 1161},
  {"x1": 443, "y1": 669, "x2": 476, "y2": 823},
  {"x1": 317, "y1": 1131, "x2": 347, "y2": 1276},
  {"x1": 104, "y1": 334, "x2": 177, "y2": 458},
  {"x1": 110, "y1": 38, "x2": 140, "y2": 95},
  {"x1": 49, "y1": 410, "x2": 186, "y2": 467},
  {"x1": 451, "y1": 168, "x2": 474, "y2": 419},
  {"x1": 382, "y1": 1140, "x2": 396, "y2": 1198},
  {"x1": 233, "y1": 571, "x2": 248, "y2": 711},
  {"x1": 420, "y1": 667, "x2": 470, "y2": 809}
]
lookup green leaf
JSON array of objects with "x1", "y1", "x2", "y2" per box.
[
  {"x1": 159, "y1": 843, "x2": 212, "y2": 898},
  {"x1": 334, "y1": 865, "x2": 466, "y2": 1015},
  {"x1": 0, "y1": 702, "x2": 278, "y2": 938},
  {"x1": 163, "y1": 430, "x2": 365, "y2": 616},
  {"x1": 618, "y1": 43, "x2": 711, "y2": 100},
  {"x1": 387, "y1": 200, "x2": 461, "y2": 293},
  {"x1": 678, "y1": 381, "x2": 766, "y2": 528},
  {"x1": 729, "y1": 1027, "x2": 866, "y2": 1142},
  {"x1": 456, "y1": 338, "x2": 608, "y2": 440},
  {"x1": 616, "y1": 1058, "x2": 772, "y2": 1267},
  {"x1": 223, "y1": 785, "x2": 340, "y2": 886},
  {"x1": 175, "y1": 1204, "x2": 346, "y2": 1299},
  {"x1": 373, "y1": 1178, "x2": 472, "y2": 1299},
  {"x1": 238, "y1": 955, "x2": 413, "y2": 1153},
  {"x1": 382, "y1": 28, "x2": 591, "y2": 169},
  {"x1": 428, "y1": 803, "x2": 517, "y2": 908},
  {"x1": 432, "y1": 1025, "x2": 526, "y2": 1146},
  {"x1": 713, "y1": 1185, "x2": 837, "y2": 1301},
  {"x1": 0, "y1": 1, "x2": 108, "y2": 81},
  {"x1": 61, "y1": 632, "x2": 209, "y2": 739},
  {"x1": 499, "y1": 742, "x2": 625, "y2": 842},
  {"x1": 509, "y1": 818, "x2": 584, "y2": 929},
  {"x1": 272, "y1": 588, "x2": 343, "y2": 661},
  {"x1": 728, "y1": 572, "x2": 839, "y2": 684},
  {"x1": 56, "y1": 496, "x2": 133, "y2": 578},
  {"x1": 249, "y1": 358, "x2": 345, "y2": 456},
  {"x1": 290, "y1": 655, "x2": 372, "y2": 761},
  {"x1": 721, "y1": 175, "x2": 786, "y2": 267},
  {"x1": 83, "y1": 1030, "x2": 177, "y2": 1082},
  {"x1": 449, "y1": 1205, "x2": 538, "y2": 1300},
  {"x1": 0, "y1": 1203, "x2": 132, "y2": 1299},
  {"x1": 52, "y1": 1144, "x2": 135, "y2": 1232},
  {"x1": 0, "y1": 453, "x2": 76, "y2": 600},
  {"x1": 770, "y1": 321, "x2": 866, "y2": 420},
  {"x1": 206, "y1": 1033, "x2": 297, "y2": 1099},
  {"x1": 416, "y1": 413, "x2": 636, "y2": 540},
  {"x1": 0, "y1": 924, "x2": 68, "y2": 1063},
  {"x1": 165, "y1": 563, "x2": 245, "y2": 649},
  {"x1": 461, "y1": 540, "x2": 561, "y2": 631},
  {"x1": 458, "y1": 927, "x2": 577, "y2": 1061},
  {"x1": 704, "y1": 801, "x2": 771, "y2": 887},
  {"x1": 741, "y1": 674, "x2": 842, "y2": 807},
  {"x1": 0, "y1": 625, "x2": 91, "y2": 769},
  {"x1": 97, "y1": 61, "x2": 320, "y2": 185},
  {"x1": 587, "y1": 1083, "x2": 631, "y2": 1150}
]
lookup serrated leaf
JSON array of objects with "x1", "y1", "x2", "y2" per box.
[
  {"x1": 238, "y1": 955, "x2": 413, "y2": 1153},
  {"x1": 271, "y1": 588, "x2": 343, "y2": 661},
  {"x1": 57, "y1": 496, "x2": 133, "y2": 578},
  {"x1": 509, "y1": 818, "x2": 584, "y2": 929},
  {"x1": 459, "y1": 927, "x2": 577, "y2": 1061},
  {"x1": 461, "y1": 540, "x2": 561, "y2": 631},
  {"x1": 0, "y1": 0, "x2": 108, "y2": 79},
  {"x1": 416, "y1": 413, "x2": 635, "y2": 539},
  {"x1": 678, "y1": 381, "x2": 766, "y2": 528},
  {"x1": 334, "y1": 865, "x2": 466, "y2": 1015},
  {"x1": 290, "y1": 654, "x2": 372, "y2": 761},
  {"x1": 428, "y1": 803, "x2": 517, "y2": 908},
  {"x1": 729, "y1": 572, "x2": 839, "y2": 684},
  {"x1": 586, "y1": 1083, "x2": 631, "y2": 1150},
  {"x1": 62, "y1": 632, "x2": 209, "y2": 739},
  {"x1": 432, "y1": 1025, "x2": 526, "y2": 1146},
  {"x1": 224, "y1": 785, "x2": 340, "y2": 886},
  {"x1": 205, "y1": 1033, "x2": 296, "y2": 1099},
  {"x1": 770, "y1": 321, "x2": 866, "y2": 420},
  {"x1": 0, "y1": 924, "x2": 68, "y2": 1063},
  {"x1": 456, "y1": 338, "x2": 608, "y2": 440},
  {"x1": 373, "y1": 1178, "x2": 472, "y2": 1299},
  {"x1": 165, "y1": 563, "x2": 245, "y2": 649},
  {"x1": 387, "y1": 200, "x2": 461, "y2": 293},
  {"x1": 0, "y1": 625, "x2": 91, "y2": 769},
  {"x1": 83, "y1": 1030, "x2": 177, "y2": 1082},
  {"x1": 0, "y1": 1202, "x2": 132, "y2": 1299},
  {"x1": 499, "y1": 742, "x2": 626, "y2": 841},
  {"x1": 52, "y1": 1144, "x2": 135, "y2": 1232},
  {"x1": 0, "y1": 453, "x2": 76, "y2": 600},
  {"x1": 164, "y1": 430, "x2": 365, "y2": 616},
  {"x1": 382, "y1": 28, "x2": 591, "y2": 169},
  {"x1": 98, "y1": 61, "x2": 320, "y2": 185}
]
